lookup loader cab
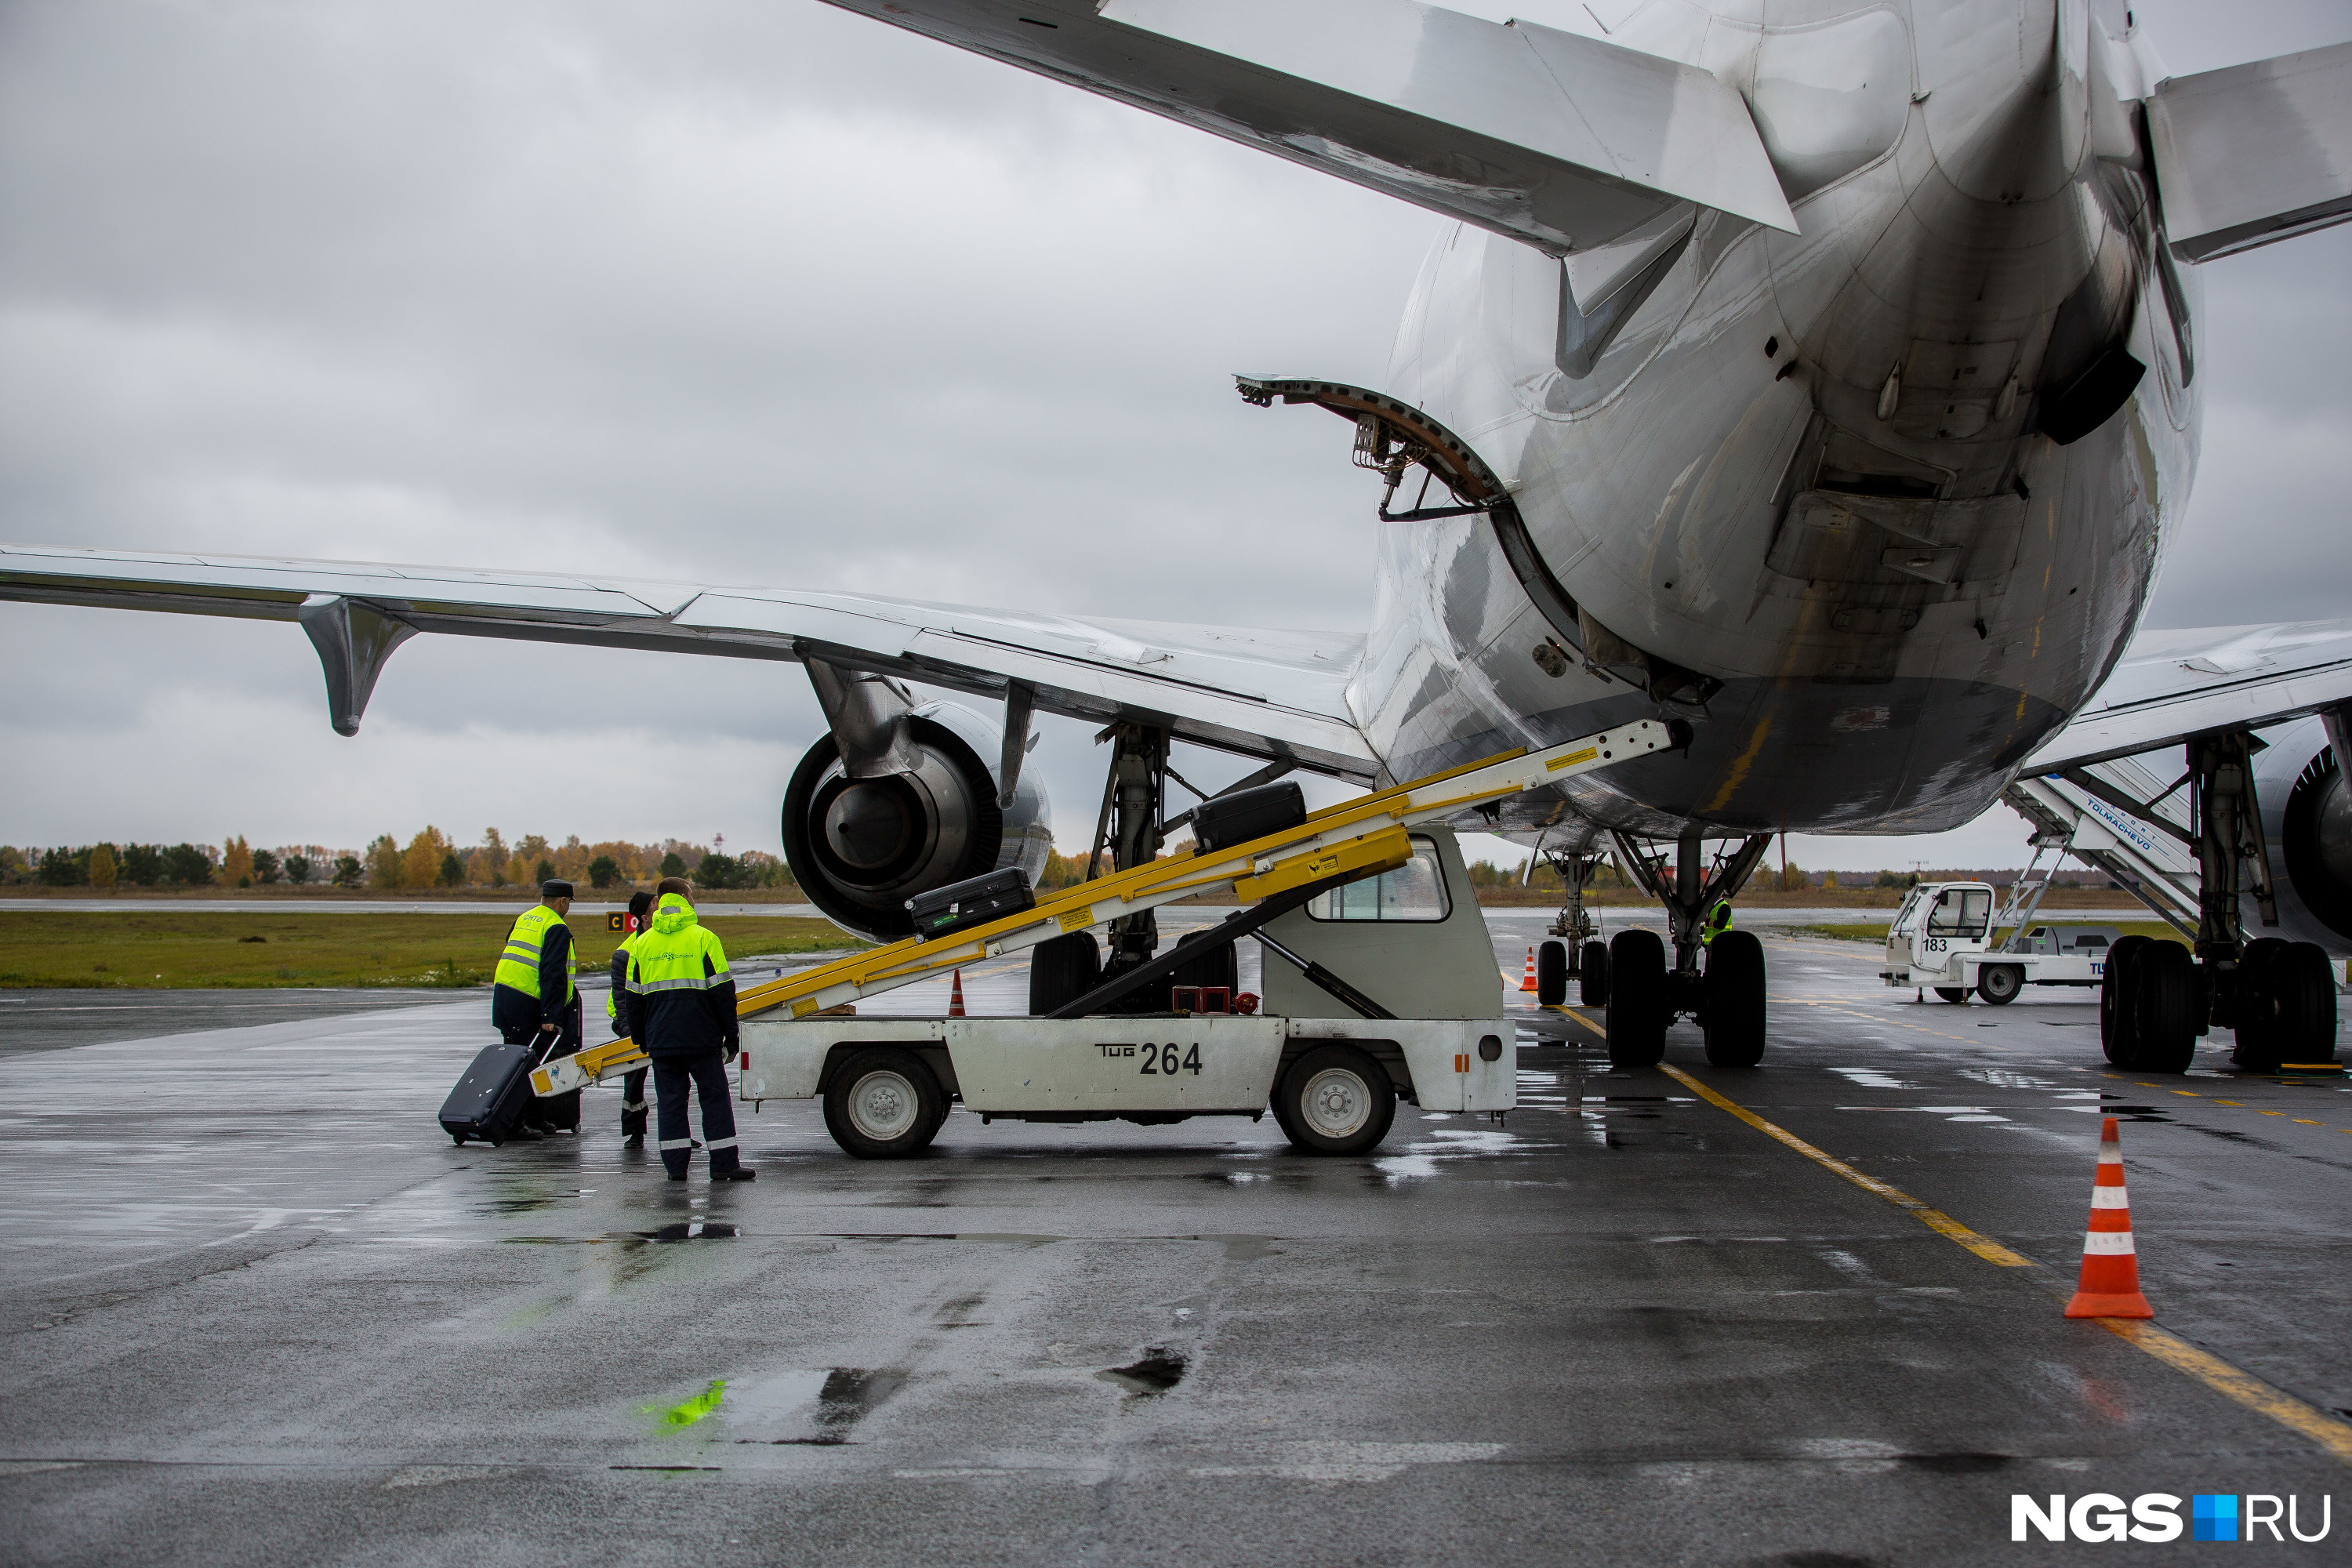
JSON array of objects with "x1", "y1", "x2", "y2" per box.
[
  {"x1": 1887, "y1": 881, "x2": 1994, "y2": 968},
  {"x1": 1258, "y1": 826, "x2": 1500, "y2": 1019}
]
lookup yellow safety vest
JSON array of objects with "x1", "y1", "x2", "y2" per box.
[
  {"x1": 605, "y1": 929, "x2": 639, "y2": 1022},
  {"x1": 495, "y1": 904, "x2": 576, "y2": 1003},
  {"x1": 1701, "y1": 903, "x2": 1733, "y2": 946},
  {"x1": 626, "y1": 895, "x2": 731, "y2": 999}
]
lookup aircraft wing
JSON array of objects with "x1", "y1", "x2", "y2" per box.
[
  {"x1": 821, "y1": 0, "x2": 1795, "y2": 267},
  {"x1": 2023, "y1": 619, "x2": 2352, "y2": 773},
  {"x1": 0, "y1": 543, "x2": 1378, "y2": 779},
  {"x1": 2148, "y1": 41, "x2": 2352, "y2": 261}
]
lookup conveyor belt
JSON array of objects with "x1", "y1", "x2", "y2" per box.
[{"x1": 536, "y1": 720, "x2": 1671, "y2": 1094}]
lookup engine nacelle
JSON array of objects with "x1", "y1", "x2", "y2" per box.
[
  {"x1": 2255, "y1": 717, "x2": 2352, "y2": 953},
  {"x1": 782, "y1": 699, "x2": 1051, "y2": 941}
]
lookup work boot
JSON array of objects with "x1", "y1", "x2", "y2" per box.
[
  {"x1": 623, "y1": 1133, "x2": 644, "y2": 1150},
  {"x1": 666, "y1": 1171, "x2": 688, "y2": 1181},
  {"x1": 713, "y1": 1168, "x2": 757, "y2": 1181}
]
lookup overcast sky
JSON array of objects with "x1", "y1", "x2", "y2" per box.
[{"x1": 3, "y1": 0, "x2": 2348, "y2": 877}]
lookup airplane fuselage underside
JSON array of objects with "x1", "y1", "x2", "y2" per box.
[{"x1": 1345, "y1": 0, "x2": 2200, "y2": 844}]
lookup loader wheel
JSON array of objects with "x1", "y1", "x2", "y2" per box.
[
  {"x1": 824, "y1": 1047, "x2": 946, "y2": 1159},
  {"x1": 1976, "y1": 964, "x2": 2023, "y2": 1006},
  {"x1": 1580, "y1": 940, "x2": 1610, "y2": 1007},
  {"x1": 1272, "y1": 1044, "x2": 1396, "y2": 1156},
  {"x1": 1700, "y1": 931, "x2": 1766, "y2": 1068},
  {"x1": 1536, "y1": 941, "x2": 1568, "y2": 1007},
  {"x1": 2101, "y1": 935, "x2": 2151, "y2": 1066},
  {"x1": 2239, "y1": 941, "x2": 2340, "y2": 1069},
  {"x1": 1933, "y1": 987, "x2": 1970, "y2": 1004},
  {"x1": 1605, "y1": 929, "x2": 1668, "y2": 1069}
]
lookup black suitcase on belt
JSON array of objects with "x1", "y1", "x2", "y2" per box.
[
  {"x1": 906, "y1": 866, "x2": 1034, "y2": 939},
  {"x1": 1191, "y1": 781, "x2": 1307, "y2": 853},
  {"x1": 439, "y1": 1041, "x2": 537, "y2": 1146}
]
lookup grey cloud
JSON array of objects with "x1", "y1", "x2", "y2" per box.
[{"x1": 2, "y1": 1, "x2": 2345, "y2": 873}]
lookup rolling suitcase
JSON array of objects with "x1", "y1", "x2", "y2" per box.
[
  {"x1": 906, "y1": 866, "x2": 1034, "y2": 939},
  {"x1": 439, "y1": 1040, "x2": 537, "y2": 1146}
]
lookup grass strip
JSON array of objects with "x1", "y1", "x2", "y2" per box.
[{"x1": 0, "y1": 912, "x2": 861, "y2": 989}]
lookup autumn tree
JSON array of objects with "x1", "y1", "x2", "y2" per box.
[
  {"x1": 365, "y1": 834, "x2": 403, "y2": 888},
  {"x1": 221, "y1": 837, "x2": 255, "y2": 887},
  {"x1": 401, "y1": 827, "x2": 453, "y2": 889},
  {"x1": 87, "y1": 843, "x2": 118, "y2": 889},
  {"x1": 481, "y1": 828, "x2": 510, "y2": 887}
]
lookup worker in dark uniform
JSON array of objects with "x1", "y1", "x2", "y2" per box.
[
  {"x1": 492, "y1": 879, "x2": 582, "y2": 1134},
  {"x1": 626, "y1": 877, "x2": 753, "y2": 1181},
  {"x1": 606, "y1": 889, "x2": 655, "y2": 1148}
]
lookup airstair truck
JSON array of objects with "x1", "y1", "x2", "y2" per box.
[{"x1": 537, "y1": 722, "x2": 1674, "y2": 1156}]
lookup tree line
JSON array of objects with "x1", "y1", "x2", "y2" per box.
[{"x1": 2, "y1": 829, "x2": 799, "y2": 894}]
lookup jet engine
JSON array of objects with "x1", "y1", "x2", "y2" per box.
[
  {"x1": 2254, "y1": 716, "x2": 2352, "y2": 951},
  {"x1": 782, "y1": 665, "x2": 1051, "y2": 940}
]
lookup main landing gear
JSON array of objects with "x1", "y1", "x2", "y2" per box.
[
  {"x1": 2096, "y1": 729, "x2": 2341, "y2": 1073},
  {"x1": 1587, "y1": 829, "x2": 1774, "y2": 1071}
]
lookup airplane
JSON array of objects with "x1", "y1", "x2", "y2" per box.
[{"x1": 6, "y1": 0, "x2": 2351, "y2": 1078}]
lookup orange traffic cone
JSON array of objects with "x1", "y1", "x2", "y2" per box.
[
  {"x1": 948, "y1": 969, "x2": 967, "y2": 1018},
  {"x1": 1519, "y1": 947, "x2": 1539, "y2": 993},
  {"x1": 2063, "y1": 1116, "x2": 2154, "y2": 1319}
]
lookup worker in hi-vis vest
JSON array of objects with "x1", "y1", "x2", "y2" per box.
[
  {"x1": 492, "y1": 878, "x2": 583, "y2": 1134},
  {"x1": 626, "y1": 877, "x2": 753, "y2": 1181},
  {"x1": 606, "y1": 888, "x2": 655, "y2": 1149},
  {"x1": 1701, "y1": 901, "x2": 1734, "y2": 946}
]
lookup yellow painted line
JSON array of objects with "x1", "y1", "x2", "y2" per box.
[
  {"x1": 1661, "y1": 1064, "x2": 2352, "y2": 1468},
  {"x1": 1655, "y1": 1064, "x2": 2035, "y2": 1268},
  {"x1": 2093, "y1": 1320, "x2": 2352, "y2": 1465}
]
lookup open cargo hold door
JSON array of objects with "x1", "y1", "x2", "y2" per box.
[{"x1": 1236, "y1": 376, "x2": 1718, "y2": 711}]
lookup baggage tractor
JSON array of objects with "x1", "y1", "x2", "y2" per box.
[
  {"x1": 1190, "y1": 781, "x2": 1305, "y2": 853},
  {"x1": 906, "y1": 866, "x2": 1034, "y2": 940},
  {"x1": 439, "y1": 1041, "x2": 537, "y2": 1146}
]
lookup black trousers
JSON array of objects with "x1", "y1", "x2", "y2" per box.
[
  {"x1": 622, "y1": 1068, "x2": 650, "y2": 1137},
  {"x1": 654, "y1": 1049, "x2": 739, "y2": 1177},
  {"x1": 493, "y1": 989, "x2": 581, "y2": 1131}
]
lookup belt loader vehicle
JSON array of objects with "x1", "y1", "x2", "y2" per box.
[
  {"x1": 1880, "y1": 880, "x2": 2114, "y2": 1004},
  {"x1": 538, "y1": 723, "x2": 1675, "y2": 1156}
]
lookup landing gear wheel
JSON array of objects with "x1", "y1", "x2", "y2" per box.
[
  {"x1": 1700, "y1": 930, "x2": 1766, "y2": 1068},
  {"x1": 2132, "y1": 941, "x2": 2198, "y2": 1074},
  {"x1": 1029, "y1": 930, "x2": 1102, "y2": 1015},
  {"x1": 2101, "y1": 935, "x2": 2151, "y2": 1066},
  {"x1": 823, "y1": 1046, "x2": 947, "y2": 1159},
  {"x1": 1605, "y1": 929, "x2": 1668, "y2": 1069},
  {"x1": 1536, "y1": 941, "x2": 1568, "y2": 1007},
  {"x1": 1933, "y1": 987, "x2": 1971, "y2": 1004},
  {"x1": 2280, "y1": 942, "x2": 2340, "y2": 1065},
  {"x1": 1580, "y1": 940, "x2": 1610, "y2": 1007},
  {"x1": 1976, "y1": 964, "x2": 2023, "y2": 1006},
  {"x1": 2231, "y1": 937, "x2": 2289, "y2": 1069},
  {"x1": 1272, "y1": 1044, "x2": 1396, "y2": 1156},
  {"x1": 2241, "y1": 941, "x2": 2341, "y2": 1069}
]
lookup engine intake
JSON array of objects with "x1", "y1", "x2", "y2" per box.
[{"x1": 782, "y1": 700, "x2": 1050, "y2": 941}]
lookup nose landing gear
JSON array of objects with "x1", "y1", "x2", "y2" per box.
[{"x1": 1599, "y1": 829, "x2": 1775, "y2": 1069}]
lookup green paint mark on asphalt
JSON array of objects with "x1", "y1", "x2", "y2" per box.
[{"x1": 654, "y1": 1379, "x2": 726, "y2": 1429}]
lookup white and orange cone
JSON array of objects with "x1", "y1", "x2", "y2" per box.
[
  {"x1": 1519, "y1": 947, "x2": 1539, "y2": 993},
  {"x1": 2063, "y1": 1116, "x2": 2154, "y2": 1319},
  {"x1": 948, "y1": 969, "x2": 967, "y2": 1018}
]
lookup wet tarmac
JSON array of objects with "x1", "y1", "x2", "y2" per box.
[{"x1": 2, "y1": 916, "x2": 2347, "y2": 1565}]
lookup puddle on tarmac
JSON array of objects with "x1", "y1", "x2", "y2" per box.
[
  {"x1": 640, "y1": 1221, "x2": 739, "y2": 1243},
  {"x1": 1827, "y1": 1067, "x2": 1915, "y2": 1091},
  {"x1": 1096, "y1": 1348, "x2": 1188, "y2": 1398},
  {"x1": 725, "y1": 1366, "x2": 910, "y2": 1445}
]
